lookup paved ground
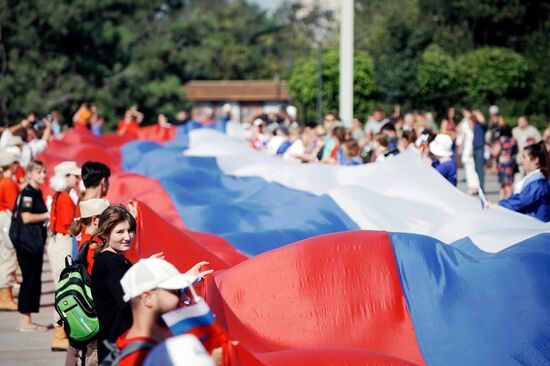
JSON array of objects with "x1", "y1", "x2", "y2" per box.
[
  {"x1": 0, "y1": 256, "x2": 66, "y2": 365},
  {"x1": 457, "y1": 166, "x2": 500, "y2": 203},
  {"x1": 0, "y1": 168, "x2": 500, "y2": 365}
]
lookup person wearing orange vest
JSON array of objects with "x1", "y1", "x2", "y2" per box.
[
  {"x1": 47, "y1": 161, "x2": 81, "y2": 352},
  {"x1": 0, "y1": 153, "x2": 21, "y2": 311}
]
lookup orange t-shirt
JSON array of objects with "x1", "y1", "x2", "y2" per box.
[
  {"x1": 116, "y1": 331, "x2": 158, "y2": 366},
  {"x1": 75, "y1": 107, "x2": 91, "y2": 129},
  {"x1": 0, "y1": 177, "x2": 20, "y2": 211},
  {"x1": 50, "y1": 192, "x2": 76, "y2": 235}
]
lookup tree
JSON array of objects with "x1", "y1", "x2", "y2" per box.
[
  {"x1": 288, "y1": 48, "x2": 376, "y2": 123},
  {"x1": 416, "y1": 45, "x2": 456, "y2": 111},
  {"x1": 454, "y1": 47, "x2": 530, "y2": 106},
  {"x1": 0, "y1": 0, "x2": 291, "y2": 128},
  {"x1": 355, "y1": 0, "x2": 433, "y2": 107}
]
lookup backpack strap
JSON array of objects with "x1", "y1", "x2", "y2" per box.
[
  {"x1": 117, "y1": 339, "x2": 156, "y2": 363},
  {"x1": 51, "y1": 192, "x2": 59, "y2": 235},
  {"x1": 64, "y1": 255, "x2": 74, "y2": 268},
  {"x1": 10, "y1": 194, "x2": 23, "y2": 240},
  {"x1": 12, "y1": 193, "x2": 23, "y2": 220},
  {"x1": 75, "y1": 241, "x2": 90, "y2": 265}
]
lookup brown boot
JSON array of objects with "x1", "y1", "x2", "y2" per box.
[
  {"x1": 0, "y1": 287, "x2": 17, "y2": 311},
  {"x1": 51, "y1": 326, "x2": 69, "y2": 352}
]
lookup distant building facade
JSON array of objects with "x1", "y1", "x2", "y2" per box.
[{"x1": 184, "y1": 80, "x2": 289, "y2": 123}]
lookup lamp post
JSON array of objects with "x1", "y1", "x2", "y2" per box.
[
  {"x1": 316, "y1": 46, "x2": 323, "y2": 124},
  {"x1": 339, "y1": 0, "x2": 354, "y2": 128}
]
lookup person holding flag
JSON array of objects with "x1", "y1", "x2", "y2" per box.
[
  {"x1": 499, "y1": 141, "x2": 550, "y2": 222},
  {"x1": 113, "y1": 258, "x2": 214, "y2": 366},
  {"x1": 428, "y1": 134, "x2": 457, "y2": 186}
]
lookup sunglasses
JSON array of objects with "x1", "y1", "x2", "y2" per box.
[{"x1": 165, "y1": 288, "x2": 186, "y2": 298}]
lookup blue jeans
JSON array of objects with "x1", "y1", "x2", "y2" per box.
[{"x1": 473, "y1": 147, "x2": 485, "y2": 191}]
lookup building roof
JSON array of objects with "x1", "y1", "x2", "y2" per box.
[{"x1": 184, "y1": 80, "x2": 288, "y2": 102}]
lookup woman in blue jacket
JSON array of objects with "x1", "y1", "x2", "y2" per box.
[{"x1": 499, "y1": 141, "x2": 550, "y2": 222}]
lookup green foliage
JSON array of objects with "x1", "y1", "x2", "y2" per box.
[
  {"x1": 0, "y1": 0, "x2": 288, "y2": 129},
  {"x1": 0, "y1": 0, "x2": 549, "y2": 128},
  {"x1": 454, "y1": 47, "x2": 529, "y2": 105},
  {"x1": 288, "y1": 48, "x2": 376, "y2": 123},
  {"x1": 416, "y1": 45, "x2": 456, "y2": 111},
  {"x1": 355, "y1": 0, "x2": 549, "y2": 120}
]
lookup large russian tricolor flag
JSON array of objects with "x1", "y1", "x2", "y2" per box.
[{"x1": 39, "y1": 124, "x2": 550, "y2": 365}]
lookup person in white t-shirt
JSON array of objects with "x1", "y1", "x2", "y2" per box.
[{"x1": 512, "y1": 116, "x2": 542, "y2": 181}]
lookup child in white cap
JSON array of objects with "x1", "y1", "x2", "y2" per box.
[{"x1": 429, "y1": 134, "x2": 457, "y2": 186}]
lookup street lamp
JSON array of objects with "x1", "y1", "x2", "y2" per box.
[{"x1": 339, "y1": 0, "x2": 354, "y2": 128}]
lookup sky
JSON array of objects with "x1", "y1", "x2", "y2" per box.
[{"x1": 251, "y1": 0, "x2": 288, "y2": 12}]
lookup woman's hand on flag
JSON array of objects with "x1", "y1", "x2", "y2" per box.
[
  {"x1": 149, "y1": 252, "x2": 165, "y2": 259},
  {"x1": 187, "y1": 261, "x2": 214, "y2": 278}
]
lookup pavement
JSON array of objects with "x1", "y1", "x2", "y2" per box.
[
  {"x1": 0, "y1": 168, "x2": 500, "y2": 365},
  {"x1": 457, "y1": 166, "x2": 500, "y2": 203},
  {"x1": 0, "y1": 255, "x2": 66, "y2": 365}
]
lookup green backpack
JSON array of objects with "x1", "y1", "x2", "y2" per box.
[{"x1": 55, "y1": 247, "x2": 99, "y2": 350}]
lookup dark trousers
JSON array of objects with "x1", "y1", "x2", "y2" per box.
[
  {"x1": 16, "y1": 249, "x2": 43, "y2": 313},
  {"x1": 473, "y1": 147, "x2": 485, "y2": 191}
]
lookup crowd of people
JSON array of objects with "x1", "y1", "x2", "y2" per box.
[
  {"x1": 243, "y1": 105, "x2": 550, "y2": 221},
  {"x1": 0, "y1": 106, "x2": 226, "y2": 365},
  {"x1": 0, "y1": 102, "x2": 548, "y2": 365}
]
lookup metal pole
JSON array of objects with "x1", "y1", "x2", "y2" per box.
[
  {"x1": 339, "y1": 0, "x2": 354, "y2": 128},
  {"x1": 316, "y1": 46, "x2": 323, "y2": 124}
]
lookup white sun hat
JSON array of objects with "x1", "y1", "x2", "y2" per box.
[
  {"x1": 79, "y1": 198, "x2": 110, "y2": 219},
  {"x1": 429, "y1": 134, "x2": 454, "y2": 157}
]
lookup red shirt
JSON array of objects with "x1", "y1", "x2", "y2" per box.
[
  {"x1": 78, "y1": 233, "x2": 100, "y2": 275},
  {"x1": 117, "y1": 120, "x2": 140, "y2": 137},
  {"x1": 329, "y1": 144, "x2": 340, "y2": 159},
  {"x1": 14, "y1": 166, "x2": 25, "y2": 184},
  {"x1": 74, "y1": 122, "x2": 89, "y2": 130},
  {"x1": 50, "y1": 192, "x2": 75, "y2": 234},
  {"x1": 74, "y1": 203, "x2": 81, "y2": 220},
  {"x1": 0, "y1": 177, "x2": 20, "y2": 211},
  {"x1": 116, "y1": 331, "x2": 158, "y2": 366}
]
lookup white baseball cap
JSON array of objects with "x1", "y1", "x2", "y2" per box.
[
  {"x1": 80, "y1": 198, "x2": 110, "y2": 219},
  {"x1": 121, "y1": 258, "x2": 197, "y2": 302},
  {"x1": 253, "y1": 118, "x2": 265, "y2": 127},
  {"x1": 54, "y1": 161, "x2": 81, "y2": 176},
  {"x1": 7, "y1": 135, "x2": 24, "y2": 147},
  {"x1": 0, "y1": 153, "x2": 17, "y2": 167},
  {"x1": 429, "y1": 134, "x2": 454, "y2": 157},
  {"x1": 489, "y1": 105, "x2": 499, "y2": 115},
  {"x1": 286, "y1": 105, "x2": 297, "y2": 118}
]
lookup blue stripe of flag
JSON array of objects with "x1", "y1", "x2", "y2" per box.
[{"x1": 169, "y1": 312, "x2": 216, "y2": 336}]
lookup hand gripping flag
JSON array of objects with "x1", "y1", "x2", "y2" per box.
[
  {"x1": 162, "y1": 286, "x2": 231, "y2": 353},
  {"x1": 478, "y1": 187, "x2": 490, "y2": 209}
]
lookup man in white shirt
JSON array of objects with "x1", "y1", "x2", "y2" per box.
[
  {"x1": 512, "y1": 116, "x2": 541, "y2": 152},
  {"x1": 512, "y1": 116, "x2": 542, "y2": 181}
]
